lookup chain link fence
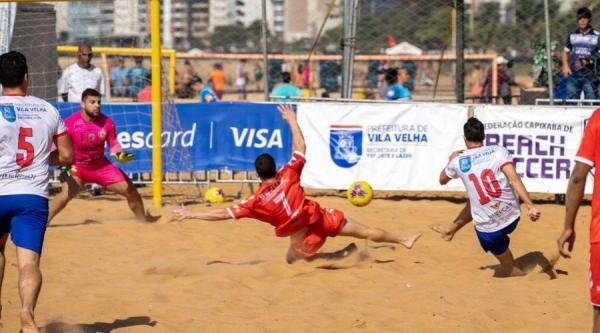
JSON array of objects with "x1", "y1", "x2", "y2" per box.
[{"x1": 4, "y1": 0, "x2": 592, "y2": 104}]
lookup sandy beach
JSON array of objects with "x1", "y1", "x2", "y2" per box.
[{"x1": 0, "y1": 186, "x2": 592, "y2": 332}]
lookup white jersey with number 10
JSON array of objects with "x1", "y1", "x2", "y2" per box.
[
  {"x1": 445, "y1": 145, "x2": 520, "y2": 232},
  {"x1": 0, "y1": 95, "x2": 67, "y2": 198}
]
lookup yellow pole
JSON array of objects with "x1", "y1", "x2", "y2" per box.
[
  {"x1": 169, "y1": 50, "x2": 176, "y2": 94},
  {"x1": 150, "y1": 0, "x2": 162, "y2": 208}
]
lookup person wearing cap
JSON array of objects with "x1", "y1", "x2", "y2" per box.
[
  {"x1": 191, "y1": 75, "x2": 218, "y2": 103},
  {"x1": 562, "y1": 7, "x2": 600, "y2": 100}
]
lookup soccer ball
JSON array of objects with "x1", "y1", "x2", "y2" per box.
[
  {"x1": 347, "y1": 181, "x2": 373, "y2": 207},
  {"x1": 204, "y1": 187, "x2": 225, "y2": 203}
]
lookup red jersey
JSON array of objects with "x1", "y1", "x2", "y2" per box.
[
  {"x1": 576, "y1": 108, "x2": 600, "y2": 243},
  {"x1": 227, "y1": 152, "x2": 322, "y2": 237},
  {"x1": 65, "y1": 112, "x2": 122, "y2": 168}
]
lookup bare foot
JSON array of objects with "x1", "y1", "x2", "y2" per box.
[
  {"x1": 400, "y1": 233, "x2": 422, "y2": 249},
  {"x1": 20, "y1": 309, "x2": 38, "y2": 333},
  {"x1": 429, "y1": 224, "x2": 454, "y2": 241}
]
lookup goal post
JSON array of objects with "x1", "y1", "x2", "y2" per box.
[{"x1": 150, "y1": 0, "x2": 161, "y2": 208}]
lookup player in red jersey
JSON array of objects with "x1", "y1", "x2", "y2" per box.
[
  {"x1": 48, "y1": 88, "x2": 154, "y2": 223},
  {"x1": 173, "y1": 104, "x2": 421, "y2": 263},
  {"x1": 557, "y1": 108, "x2": 600, "y2": 331}
]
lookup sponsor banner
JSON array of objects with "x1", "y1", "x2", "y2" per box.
[
  {"x1": 473, "y1": 105, "x2": 596, "y2": 193},
  {"x1": 54, "y1": 102, "x2": 291, "y2": 172},
  {"x1": 297, "y1": 102, "x2": 469, "y2": 190}
]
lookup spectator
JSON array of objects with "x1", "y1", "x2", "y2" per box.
[
  {"x1": 482, "y1": 56, "x2": 518, "y2": 104},
  {"x1": 376, "y1": 66, "x2": 388, "y2": 99},
  {"x1": 468, "y1": 62, "x2": 485, "y2": 102},
  {"x1": 562, "y1": 7, "x2": 599, "y2": 100},
  {"x1": 401, "y1": 60, "x2": 416, "y2": 92},
  {"x1": 385, "y1": 67, "x2": 411, "y2": 100},
  {"x1": 500, "y1": 60, "x2": 521, "y2": 104},
  {"x1": 236, "y1": 59, "x2": 249, "y2": 100},
  {"x1": 292, "y1": 63, "x2": 304, "y2": 88},
  {"x1": 110, "y1": 57, "x2": 129, "y2": 97},
  {"x1": 209, "y1": 63, "x2": 225, "y2": 99},
  {"x1": 271, "y1": 71, "x2": 301, "y2": 102},
  {"x1": 59, "y1": 43, "x2": 105, "y2": 102},
  {"x1": 176, "y1": 60, "x2": 197, "y2": 98},
  {"x1": 191, "y1": 75, "x2": 218, "y2": 103},
  {"x1": 136, "y1": 73, "x2": 152, "y2": 102},
  {"x1": 254, "y1": 63, "x2": 263, "y2": 91},
  {"x1": 302, "y1": 61, "x2": 311, "y2": 88},
  {"x1": 126, "y1": 57, "x2": 150, "y2": 98}
]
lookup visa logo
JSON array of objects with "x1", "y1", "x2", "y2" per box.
[{"x1": 230, "y1": 127, "x2": 283, "y2": 148}]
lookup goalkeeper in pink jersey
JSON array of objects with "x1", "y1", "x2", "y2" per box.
[{"x1": 48, "y1": 88, "x2": 153, "y2": 223}]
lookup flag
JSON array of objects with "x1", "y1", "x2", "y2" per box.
[{"x1": 387, "y1": 33, "x2": 396, "y2": 48}]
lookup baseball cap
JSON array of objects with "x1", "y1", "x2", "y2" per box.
[{"x1": 496, "y1": 56, "x2": 508, "y2": 64}]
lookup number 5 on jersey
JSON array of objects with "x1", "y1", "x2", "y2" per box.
[{"x1": 16, "y1": 127, "x2": 34, "y2": 167}]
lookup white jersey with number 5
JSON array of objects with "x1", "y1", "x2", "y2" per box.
[
  {"x1": 0, "y1": 94, "x2": 67, "y2": 198},
  {"x1": 445, "y1": 145, "x2": 520, "y2": 232}
]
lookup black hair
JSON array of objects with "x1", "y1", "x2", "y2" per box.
[
  {"x1": 0, "y1": 51, "x2": 28, "y2": 88},
  {"x1": 281, "y1": 71, "x2": 291, "y2": 83},
  {"x1": 190, "y1": 75, "x2": 202, "y2": 84},
  {"x1": 463, "y1": 117, "x2": 485, "y2": 143},
  {"x1": 82, "y1": 88, "x2": 101, "y2": 101},
  {"x1": 385, "y1": 67, "x2": 398, "y2": 85},
  {"x1": 578, "y1": 7, "x2": 592, "y2": 20},
  {"x1": 255, "y1": 153, "x2": 277, "y2": 179}
]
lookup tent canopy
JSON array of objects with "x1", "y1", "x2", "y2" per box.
[{"x1": 385, "y1": 41, "x2": 423, "y2": 55}]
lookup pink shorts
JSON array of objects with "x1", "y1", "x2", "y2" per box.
[{"x1": 72, "y1": 163, "x2": 127, "y2": 187}]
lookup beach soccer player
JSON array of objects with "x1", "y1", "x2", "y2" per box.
[
  {"x1": 173, "y1": 104, "x2": 421, "y2": 263},
  {"x1": 48, "y1": 88, "x2": 154, "y2": 223},
  {"x1": 0, "y1": 51, "x2": 73, "y2": 332},
  {"x1": 556, "y1": 107, "x2": 600, "y2": 331},
  {"x1": 430, "y1": 117, "x2": 541, "y2": 277}
]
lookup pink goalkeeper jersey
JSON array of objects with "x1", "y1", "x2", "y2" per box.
[{"x1": 65, "y1": 112, "x2": 121, "y2": 168}]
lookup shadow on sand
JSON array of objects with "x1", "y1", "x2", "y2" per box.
[
  {"x1": 41, "y1": 316, "x2": 157, "y2": 333},
  {"x1": 479, "y1": 251, "x2": 562, "y2": 279}
]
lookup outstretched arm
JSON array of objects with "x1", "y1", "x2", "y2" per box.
[
  {"x1": 278, "y1": 104, "x2": 305, "y2": 154},
  {"x1": 501, "y1": 163, "x2": 540, "y2": 221},
  {"x1": 49, "y1": 134, "x2": 73, "y2": 166},
  {"x1": 172, "y1": 207, "x2": 231, "y2": 221},
  {"x1": 557, "y1": 162, "x2": 590, "y2": 258}
]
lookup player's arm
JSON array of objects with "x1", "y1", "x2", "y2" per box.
[
  {"x1": 557, "y1": 162, "x2": 591, "y2": 258},
  {"x1": 439, "y1": 150, "x2": 462, "y2": 185},
  {"x1": 439, "y1": 169, "x2": 451, "y2": 185},
  {"x1": 278, "y1": 104, "x2": 305, "y2": 155},
  {"x1": 172, "y1": 207, "x2": 231, "y2": 221},
  {"x1": 500, "y1": 163, "x2": 541, "y2": 221},
  {"x1": 49, "y1": 134, "x2": 73, "y2": 166}
]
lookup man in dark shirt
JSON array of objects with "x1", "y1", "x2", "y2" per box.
[{"x1": 562, "y1": 7, "x2": 600, "y2": 100}]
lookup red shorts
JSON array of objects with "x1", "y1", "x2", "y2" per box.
[
  {"x1": 291, "y1": 208, "x2": 346, "y2": 258},
  {"x1": 72, "y1": 163, "x2": 127, "y2": 187}
]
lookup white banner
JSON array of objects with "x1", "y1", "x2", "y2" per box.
[
  {"x1": 473, "y1": 105, "x2": 596, "y2": 194},
  {"x1": 297, "y1": 102, "x2": 468, "y2": 191}
]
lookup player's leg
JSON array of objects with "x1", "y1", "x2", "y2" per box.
[
  {"x1": 95, "y1": 164, "x2": 148, "y2": 222},
  {"x1": 48, "y1": 174, "x2": 82, "y2": 222},
  {"x1": 594, "y1": 306, "x2": 600, "y2": 333},
  {"x1": 105, "y1": 177, "x2": 147, "y2": 222},
  {"x1": 476, "y1": 218, "x2": 523, "y2": 277},
  {"x1": 0, "y1": 233, "x2": 8, "y2": 319},
  {"x1": 11, "y1": 195, "x2": 49, "y2": 333},
  {"x1": 430, "y1": 202, "x2": 472, "y2": 241},
  {"x1": 494, "y1": 248, "x2": 525, "y2": 277},
  {"x1": 16, "y1": 247, "x2": 41, "y2": 333},
  {"x1": 338, "y1": 217, "x2": 421, "y2": 249}
]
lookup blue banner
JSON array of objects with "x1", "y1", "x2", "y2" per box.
[{"x1": 54, "y1": 102, "x2": 293, "y2": 172}]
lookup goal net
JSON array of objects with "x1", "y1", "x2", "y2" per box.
[{"x1": 4, "y1": 1, "x2": 199, "y2": 204}]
